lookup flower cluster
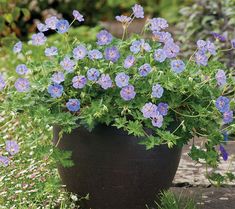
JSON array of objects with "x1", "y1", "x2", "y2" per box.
[{"x1": 0, "y1": 140, "x2": 19, "y2": 167}]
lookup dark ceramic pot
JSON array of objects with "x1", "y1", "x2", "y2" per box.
[{"x1": 53, "y1": 125, "x2": 182, "y2": 209}]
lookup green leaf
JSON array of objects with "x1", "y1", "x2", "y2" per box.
[
  {"x1": 139, "y1": 135, "x2": 160, "y2": 150},
  {"x1": 126, "y1": 120, "x2": 145, "y2": 137}
]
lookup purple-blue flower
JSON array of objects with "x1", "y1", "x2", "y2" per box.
[
  {"x1": 14, "y1": 78, "x2": 30, "y2": 92},
  {"x1": 223, "y1": 132, "x2": 228, "y2": 142},
  {"x1": 163, "y1": 41, "x2": 180, "y2": 58},
  {"x1": 73, "y1": 45, "x2": 87, "y2": 60},
  {"x1": 60, "y1": 57, "x2": 75, "y2": 73},
  {"x1": 51, "y1": 72, "x2": 64, "y2": 84},
  {"x1": 115, "y1": 72, "x2": 129, "y2": 88},
  {"x1": 138, "y1": 63, "x2": 151, "y2": 77},
  {"x1": 66, "y1": 99, "x2": 80, "y2": 112},
  {"x1": 0, "y1": 156, "x2": 10, "y2": 167},
  {"x1": 231, "y1": 39, "x2": 235, "y2": 48},
  {"x1": 130, "y1": 39, "x2": 151, "y2": 54},
  {"x1": 223, "y1": 111, "x2": 233, "y2": 124},
  {"x1": 13, "y1": 41, "x2": 22, "y2": 53},
  {"x1": 197, "y1": 40, "x2": 207, "y2": 52},
  {"x1": 206, "y1": 41, "x2": 216, "y2": 55},
  {"x1": 124, "y1": 55, "x2": 135, "y2": 69},
  {"x1": 153, "y1": 31, "x2": 173, "y2": 43},
  {"x1": 157, "y1": 103, "x2": 169, "y2": 116},
  {"x1": 87, "y1": 68, "x2": 100, "y2": 81},
  {"x1": 16, "y1": 64, "x2": 29, "y2": 75},
  {"x1": 88, "y1": 49, "x2": 103, "y2": 60},
  {"x1": 97, "y1": 74, "x2": 112, "y2": 89},
  {"x1": 152, "y1": 84, "x2": 164, "y2": 98},
  {"x1": 219, "y1": 145, "x2": 228, "y2": 161},
  {"x1": 45, "y1": 46, "x2": 58, "y2": 57},
  {"x1": 120, "y1": 85, "x2": 136, "y2": 101},
  {"x1": 115, "y1": 15, "x2": 131, "y2": 24},
  {"x1": 215, "y1": 70, "x2": 226, "y2": 86},
  {"x1": 132, "y1": 4, "x2": 144, "y2": 18},
  {"x1": 105, "y1": 46, "x2": 120, "y2": 62},
  {"x1": 45, "y1": 16, "x2": 59, "y2": 30},
  {"x1": 141, "y1": 102, "x2": 158, "y2": 118},
  {"x1": 56, "y1": 19, "x2": 69, "y2": 34},
  {"x1": 47, "y1": 83, "x2": 63, "y2": 98},
  {"x1": 151, "y1": 112, "x2": 164, "y2": 128},
  {"x1": 171, "y1": 60, "x2": 185, "y2": 73},
  {"x1": 149, "y1": 18, "x2": 168, "y2": 32},
  {"x1": 195, "y1": 51, "x2": 208, "y2": 66},
  {"x1": 73, "y1": 10, "x2": 84, "y2": 22},
  {"x1": 97, "y1": 30, "x2": 113, "y2": 46},
  {"x1": 32, "y1": 32, "x2": 47, "y2": 46},
  {"x1": 6, "y1": 140, "x2": 19, "y2": 155},
  {"x1": 153, "y1": 49, "x2": 167, "y2": 62},
  {"x1": 37, "y1": 23, "x2": 48, "y2": 32},
  {"x1": 0, "y1": 76, "x2": 6, "y2": 91},
  {"x1": 211, "y1": 32, "x2": 226, "y2": 42},
  {"x1": 72, "y1": 75, "x2": 87, "y2": 89},
  {"x1": 215, "y1": 96, "x2": 230, "y2": 113}
]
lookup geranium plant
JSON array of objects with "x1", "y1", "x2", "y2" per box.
[{"x1": 1, "y1": 4, "x2": 235, "y2": 184}]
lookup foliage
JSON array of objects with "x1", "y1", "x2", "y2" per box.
[
  {"x1": 177, "y1": 0, "x2": 235, "y2": 67},
  {"x1": 153, "y1": 190, "x2": 198, "y2": 209}
]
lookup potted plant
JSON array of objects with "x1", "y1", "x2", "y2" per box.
[{"x1": 1, "y1": 4, "x2": 234, "y2": 209}]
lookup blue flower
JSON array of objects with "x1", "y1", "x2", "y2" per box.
[
  {"x1": 195, "y1": 51, "x2": 208, "y2": 66},
  {"x1": 0, "y1": 76, "x2": 6, "y2": 91},
  {"x1": 88, "y1": 49, "x2": 103, "y2": 60},
  {"x1": 45, "y1": 46, "x2": 58, "y2": 57},
  {"x1": 32, "y1": 32, "x2": 47, "y2": 46},
  {"x1": 60, "y1": 57, "x2": 75, "y2": 73},
  {"x1": 73, "y1": 45, "x2": 87, "y2": 60},
  {"x1": 219, "y1": 145, "x2": 228, "y2": 161},
  {"x1": 206, "y1": 41, "x2": 216, "y2": 55},
  {"x1": 124, "y1": 55, "x2": 135, "y2": 69},
  {"x1": 157, "y1": 103, "x2": 168, "y2": 116},
  {"x1": 223, "y1": 111, "x2": 233, "y2": 124},
  {"x1": 196, "y1": 40, "x2": 207, "y2": 52},
  {"x1": 138, "y1": 63, "x2": 151, "y2": 77},
  {"x1": 72, "y1": 10, "x2": 84, "y2": 22},
  {"x1": 13, "y1": 41, "x2": 22, "y2": 53},
  {"x1": 163, "y1": 41, "x2": 180, "y2": 58},
  {"x1": 223, "y1": 132, "x2": 228, "y2": 142},
  {"x1": 0, "y1": 156, "x2": 10, "y2": 167},
  {"x1": 151, "y1": 112, "x2": 164, "y2": 128},
  {"x1": 141, "y1": 102, "x2": 158, "y2": 118},
  {"x1": 96, "y1": 30, "x2": 113, "y2": 46},
  {"x1": 104, "y1": 46, "x2": 120, "y2": 62},
  {"x1": 6, "y1": 140, "x2": 19, "y2": 155},
  {"x1": 37, "y1": 23, "x2": 48, "y2": 32},
  {"x1": 211, "y1": 32, "x2": 226, "y2": 42},
  {"x1": 47, "y1": 84, "x2": 63, "y2": 98},
  {"x1": 215, "y1": 70, "x2": 226, "y2": 86},
  {"x1": 97, "y1": 74, "x2": 112, "y2": 89},
  {"x1": 171, "y1": 60, "x2": 185, "y2": 73},
  {"x1": 215, "y1": 96, "x2": 230, "y2": 113},
  {"x1": 115, "y1": 72, "x2": 129, "y2": 88},
  {"x1": 51, "y1": 72, "x2": 65, "y2": 84},
  {"x1": 56, "y1": 19, "x2": 69, "y2": 34},
  {"x1": 87, "y1": 68, "x2": 100, "y2": 81},
  {"x1": 130, "y1": 39, "x2": 151, "y2": 54},
  {"x1": 231, "y1": 38, "x2": 235, "y2": 48},
  {"x1": 66, "y1": 99, "x2": 80, "y2": 112},
  {"x1": 152, "y1": 84, "x2": 164, "y2": 98},
  {"x1": 149, "y1": 18, "x2": 168, "y2": 32},
  {"x1": 132, "y1": 4, "x2": 144, "y2": 18},
  {"x1": 72, "y1": 75, "x2": 87, "y2": 89},
  {"x1": 120, "y1": 85, "x2": 136, "y2": 101},
  {"x1": 153, "y1": 49, "x2": 166, "y2": 62},
  {"x1": 45, "y1": 16, "x2": 59, "y2": 30},
  {"x1": 16, "y1": 64, "x2": 29, "y2": 75},
  {"x1": 153, "y1": 31, "x2": 173, "y2": 43},
  {"x1": 14, "y1": 78, "x2": 30, "y2": 92}
]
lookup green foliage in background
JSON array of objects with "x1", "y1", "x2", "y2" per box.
[{"x1": 177, "y1": 0, "x2": 235, "y2": 67}]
